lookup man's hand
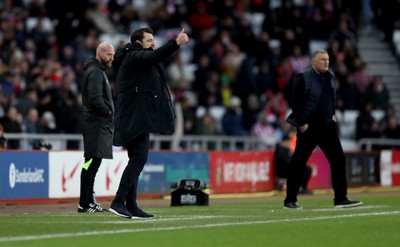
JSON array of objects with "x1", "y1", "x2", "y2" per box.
[
  {"x1": 299, "y1": 124, "x2": 308, "y2": 133},
  {"x1": 176, "y1": 28, "x2": 189, "y2": 46}
]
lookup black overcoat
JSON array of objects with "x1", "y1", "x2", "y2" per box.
[
  {"x1": 113, "y1": 41, "x2": 178, "y2": 146},
  {"x1": 81, "y1": 57, "x2": 114, "y2": 158}
]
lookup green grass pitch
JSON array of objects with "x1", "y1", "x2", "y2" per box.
[{"x1": 0, "y1": 192, "x2": 399, "y2": 247}]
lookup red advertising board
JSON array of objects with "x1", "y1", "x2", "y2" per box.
[
  {"x1": 391, "y1": 151, "x2": 400, "y2": 186},
  {"x1": 380, "y1": 150, "x2": 400, "y2": 186},
  {"x1": 209, "y1": 151, "x2": 274, "y2": 194},
  {"x1": 307, "y1": 151, "x2": 332, "y2": 189}
]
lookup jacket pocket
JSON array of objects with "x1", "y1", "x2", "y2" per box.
[{"x1": 144, "y1": 90, "x2": 160, "y2": 113}]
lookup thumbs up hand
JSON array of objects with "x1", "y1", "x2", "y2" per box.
[{"x1": 176, "y1": 28, "x2": 189, "y2": 46}]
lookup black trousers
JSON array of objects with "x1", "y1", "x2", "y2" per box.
[
  {"x1": 284, "y1": 122, "x2": 348, "y2": 205},
  {"x1": 79, "y1": 157, "x2": 102, "y2": 207},
  {"x1": 114, "y1": 133, "x2": 149, "y2": 209}
]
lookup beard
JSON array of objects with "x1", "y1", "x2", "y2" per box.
[{"x1": 101, "y1": 59, "x2": 111, "y2": 68}]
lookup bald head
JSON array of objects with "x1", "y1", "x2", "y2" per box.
[{"x1": 96, "y1": 42, "x2": 115, "y2": 68}]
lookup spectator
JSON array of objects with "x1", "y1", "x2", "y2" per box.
[
  {"x1": 252, "y1": 31, "x2": 273, "y2": 67},
  {"x1": 255, "y1": 60, "x2": 276, "y2": 96},
  {"x1": 197, "y1": 70, "x2": 222, "y2": 107},
  {"x1": 328, "y1": 19, "x2": 357, "y2": 48},
  {"x1": 192, "y1": 54, "x2": 211, "y2": 93},
  {"x1": 195, "y1": 113, "x2": 220, "y2": 152},
  {"x1": 342, "y1": 38, "x2": 359, "y2": 71},
  {"x1": 180, "y1": 91, "x2": 198, "y2": 135},
  {"x1": 383, "y1": 116, "x2": 400, "y2": 140},
  {"x1": 38, "y1": 111, "x2": 58, "y2": 134},
  {"x1": 221, "y1": 96, "x2": 248, "y2": 136},
  {"x1": 356, "y1": 101, "x2": 381, "y2": 141},
  {"x1": 251, "y1": 111, "x2": 277, "y2": 147},
  {"x1": 286, "y1": 45, "x2": 310, "y2": 83},
  {"x1": 59, "y1": 91, "x2": 83, "y2": 150},
  {"x1": 0, "y1": 106, "x2": 23, "y2": 149},
  {"x1": 0, "y1": 72, "x2": 14, "y2": 116},
  {"x1": 14, "y1": 87, "x2": 38, "y2": 117},
  {"x1": 221, "y1": 43, "x2": 245, "y2": 82},
  {"x1": 353, "y1": 58, "x2": 372, "y2": 94},
  {"x1": 0, "y1": 123, "x2": 6, "y2": 149},
  {"x1": 22, "y1": 107, "x2": 41, "y2": 149},
  {"x1": 196, "y1": 112, "x2": 220, "y2": 135},
  {"x1": 188, "y1": 1, "x2": 214, "y2": 37},
  {"x1": 378, "y1": 104, "x2": 396, "y2": 133},
  {"x1": 364, "y1": 75, "x2": 390, "y2": 110},
  {"x1": 167, "y1": 53, "x2": 194, "y2": 91},
  {"x1": 339, "y1": 73, "x2": 361, "y2": 110},
  {"x1": 243, "y1": 94, "x2": 262, "y2": 132}
]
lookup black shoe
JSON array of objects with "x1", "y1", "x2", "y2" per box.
[
  {"x1": 77, "y1": 203, "x2": 105, "y2": 213},
  {"x1": 334, "y1": 199, "x2": 363, "y2": 209},
  {"x1": 129, "y1": 207, "x2": 154, "y2": 219},
  {"x1": 283, "y1": 202, "x2": 303, "y2": 209},
  {"x1": 109, "y1": 201, "x2": 132, "y2": 218}
]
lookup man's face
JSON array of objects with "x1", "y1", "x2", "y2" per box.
[
  {"x1": 138, "y1": 32, "x2": 155, "y2": 49},
  {"x1": 312, "y1": 52, "x2": 329, "y2": 73},
  {"x1": 99, "y1": 46, "x2": 115, "y2": 68}
]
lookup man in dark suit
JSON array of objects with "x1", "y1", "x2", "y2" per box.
[
  {"x1": 110, "y1": 27, "x2": 189, "y2": 218},
  {"x1": 285, "y1": 49, "x2": 362, "y2": 209},
  {"x1": 79, "y1": 42, "x2": 115, "y2": 213}
]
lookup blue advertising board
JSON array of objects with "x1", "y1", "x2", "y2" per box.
[
  {"x1": 0, "y1": 152, "x2": 49, "y2": 199},
  {"x1": 138, "y1": 152, "x2": 209, "y2": 194}
]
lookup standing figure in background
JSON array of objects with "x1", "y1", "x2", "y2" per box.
[
  {"x1": 221, "y1": 96, "x2": 249, "y2": 136},
  {"x1": 285, "y1": 49, "x2": 362, "y2": 209},
  {"x1": 78, "y1": 42, "x2": 115, "y2": 213},
  {"x1": 0, "y1": 106, "x2": 23, "y2": 149},
  {"x1": 0, "y1": 124, "x2": 6, "y2": 150}
]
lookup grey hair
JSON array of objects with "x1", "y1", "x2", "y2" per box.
[{"x1": 311, "y1": 49, "x2": 328, "y2": 59}]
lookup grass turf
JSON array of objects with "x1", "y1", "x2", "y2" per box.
[{"x1": 0, "y1": 193, "x2": 399, "y2": 247}]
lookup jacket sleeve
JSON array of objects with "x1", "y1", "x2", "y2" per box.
[
  {"x1": 86, "y1": 68, "x2": 110, "y2": 116},
  {"x1": 290, "y1": 73, "x2": 307, "y2": 127},
  {"x1": 129, "y1": 40, "x2": 179, "y2": 67}
]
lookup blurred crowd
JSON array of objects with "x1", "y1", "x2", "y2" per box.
[{"x1": 1, "y1": 0, "x2": 400, "y2": 150}]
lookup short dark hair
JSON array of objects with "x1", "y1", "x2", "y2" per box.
[{"x1": 130, "y1": 27, "x2": 154, "y2": 43}]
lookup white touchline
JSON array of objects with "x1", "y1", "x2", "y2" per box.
[
  {"x1": 310, "y1": 205, "x2": 388, "y2": 212},
  {"x1": 0, "y1": 215, "x2": 228, "y2": 225},
  {"x1": 1, "y1": 211, "x2": 399, "y2": 242}
]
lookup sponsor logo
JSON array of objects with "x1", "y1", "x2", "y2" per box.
[
  {"x1": 143, "y1": 164, "x2": 165, "y2": 172},
  {"x1": 9, "y1": 163, "x2": 45, "y2": 189},
  {"x1": 106, "y1": 160, "x2": 123, "y2": 190},
  {"x1": 62, "y1": 161, "x2": 80, "y2": 192},
  {"x1": 223, "y1": 161, "x2": 270, "y2": 185},
  {"x1": 392, "y1": 163, "x2": 400, "y2": 173},
  {"x1": 180, "y1": 194, "x2": 197, "y2": 204}
]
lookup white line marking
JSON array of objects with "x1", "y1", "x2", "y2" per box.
[
  {"x1": 1, "y1": 211, "x2": 399, "y2": 242},
  {"x1": 309, "y1": 205, "x2": 389, "y2": 211},
  {"x1": 0, "y1": 215, "x2": 227, "y2": 224}
]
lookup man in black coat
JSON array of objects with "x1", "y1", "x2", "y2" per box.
[
  {"x1": 109, "y1": 27, "x2": 189, "y2": 218},
  {"x1": 78, "y1": 42, "x2": 115, "y2": 213},
  {"x1": 284, "y1": 49, "x2": 362, "y2": 209}
]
